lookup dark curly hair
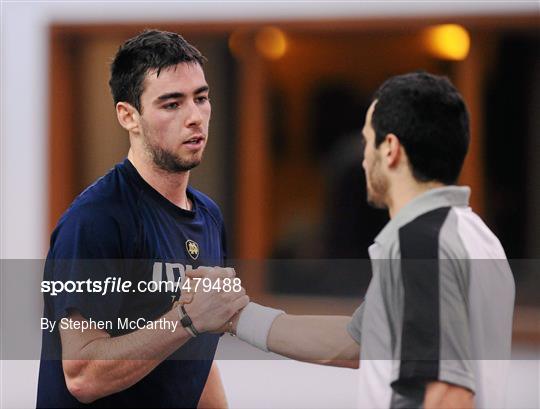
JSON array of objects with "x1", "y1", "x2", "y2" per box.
[
  {"x1": 109, "y1": 29, "x2": 206, "y2": 113},
  {"x1": 372, "y1": 71, "x2": 470, "y2": 185}
]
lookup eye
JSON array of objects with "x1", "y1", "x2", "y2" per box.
[
  {"x1": 163, "y1": 102, "x2": 179, "y2": 110},
  {"x1": 195, "y1": 95, "x2": 209, "y2": 104}
]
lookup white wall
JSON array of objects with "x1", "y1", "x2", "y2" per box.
[{"x1": 1, "y1": 1, "x2": 538, "y2": 408}]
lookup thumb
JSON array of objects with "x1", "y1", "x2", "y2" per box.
[
  {"x1": 185, "y1": 266, "x2": 213, "y2": 279},
  {"x1": 178, "y1": 292, "x2": 194, "y2": 304}
]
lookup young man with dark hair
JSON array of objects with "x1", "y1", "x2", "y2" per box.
[
  {"x1": 36, "y1": 30, "x2": 248, "y2": 408},
  {"x1": 212, "y1": 72, "x2": 515, "y2": 408},
  {"x1": 370, "y1": 72, "x2": 469, "y2": 186}
]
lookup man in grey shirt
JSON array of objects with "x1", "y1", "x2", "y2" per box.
[{"x1": 190, "y1": 72, "x2": 515, "y2": 408}]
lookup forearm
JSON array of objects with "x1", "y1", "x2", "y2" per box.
[
  {"x1": 267, "y1": 314, "x2": 359, "y2": 368},
  {"x1": 63, "y1": 308, "x2": 192, "y2": 403},
  {"x1": 63, "y1": 266, "x2": 249, "y2": 403}
]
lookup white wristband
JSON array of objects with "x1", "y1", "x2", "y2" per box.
[{"x1": 236, "y1": 302, "x2": 284, "y2": 352}]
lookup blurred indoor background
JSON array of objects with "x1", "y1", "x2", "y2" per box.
[{"x1": 1, "y1": 1, "x2": 539, "y2": 408}]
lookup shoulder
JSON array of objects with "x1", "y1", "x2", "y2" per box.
[
  {"x1": 50, "y1": 164, "x2": 141, "y2": 257},
  {"x1": 398, "y1": 206, "x2": 453, "y2": 259},
  {"x1": 393, "y1": 207, "x2": 472, "y2": 292},
  {"x1": 448, "y1": 206, "x2": 508, "y2": 259},
  {"x1": 61, "y1": 165, "x2": 137, "y2": 225},
  {"x1": 189, "y1": 186, "x2": 224, "y2": 228}
]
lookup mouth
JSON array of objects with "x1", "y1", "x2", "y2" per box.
[{"x1": 182, "y1": 135, "x2": 205, "y2": 150}]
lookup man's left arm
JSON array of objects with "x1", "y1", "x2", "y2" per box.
[{"x1": 198, "y1": 362, "x2": 228, "y2": 409}]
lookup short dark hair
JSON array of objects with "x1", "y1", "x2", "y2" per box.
[
  {"x1": 371, "y1": 71, "x2": 470, "y2": 185},
  {"x1": 109, "y1": 29, "x2": 206, "y2": 112}
]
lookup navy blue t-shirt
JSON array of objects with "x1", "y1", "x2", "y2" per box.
[{"x1": 37, "y1": 159, "x2": 226, "y2": 408}]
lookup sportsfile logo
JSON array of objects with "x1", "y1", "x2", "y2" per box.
[
  {"x1": 40, "y1": 262, "x2": 238, "y2": 297},
  {"x1": 39, "y1": 262, "x2": 194, "y2": 296}
]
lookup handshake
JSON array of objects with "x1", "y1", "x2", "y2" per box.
[{"x1": 175, "y1": 267, "x2": 249, "y2": 336}]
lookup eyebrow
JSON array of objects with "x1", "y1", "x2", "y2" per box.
[{"x1": 156, "y1": 86, "x2": 209, "y2": 102}]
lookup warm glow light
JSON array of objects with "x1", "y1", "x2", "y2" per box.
[
  {"x1": 255, "y1": 26, "x2": 287, "y2": 60},
  {"x1": 228, "y1": 29, "x2": 248, "y2": 58},
  {"x1": 424, "y1": 24, "x2": 470, "y2": 61}
]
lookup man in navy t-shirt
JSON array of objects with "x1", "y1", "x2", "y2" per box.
[{"x1": 36, "y1": 30, "x2": 249, "y2": 408}]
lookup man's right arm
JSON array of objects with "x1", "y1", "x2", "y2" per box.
[
  {"x1": 61, "y1": 308, "x2": 192, "y2": 404},
  {"x1": 61, "y1": 268, "x2": 249, "y2": 404}
]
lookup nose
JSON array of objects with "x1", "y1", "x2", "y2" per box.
[{"x1": 185, "y1": 101, "x2": 203, "y2": 128}]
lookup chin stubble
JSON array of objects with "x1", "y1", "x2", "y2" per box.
[
  {"x1": 150, "y1": 146, "x2": 201, "y2": 173},
  {"x1": 140, "y1": 119, "x2": 203, "y2": 173}
]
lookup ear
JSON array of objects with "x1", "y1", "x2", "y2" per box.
[
  {"x1": 384, "y1": 133, "x2": 401, "y2": 168},
  {"x1": 116, "y1": 102, "x2": 141, "y2": 134}
]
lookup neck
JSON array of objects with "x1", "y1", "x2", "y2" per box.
[
  {"x1": 386, "y1": 177, "x2": 445, "y2": 219},
  {"x1": 127, "y1": 148, "x2": 191, "y2": 210}
]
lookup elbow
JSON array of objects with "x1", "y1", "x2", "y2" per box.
[
  {"x1": 337, "y1": 342, "x2": 360, "y2": 369},
  {"x1": 66, "y1": 377, "x2": 97, "y2": 404},
  {"x1": 63, "y1": 360, "x2": 100, "y2": 404},
  {"x1": 341, "y1": 359, "x2": 360, "y2": 369},
  {"x1": 324, "y1": 358, "x2": 359, "y2": 369}
]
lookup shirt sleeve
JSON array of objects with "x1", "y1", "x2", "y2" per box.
[
  {"x1": 220, "y1": 219, "x2": 228, "y2": 264},
  {"x1": 45, "y1": 205, "x2": 130, "y2": 325},
  {"x1": 347, "y1": 302, "x2": 364, "y2": 345}
]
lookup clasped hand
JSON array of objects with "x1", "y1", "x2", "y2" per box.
[{"x1": 177, "y1": 267, "x2": 248, "y2": 334}]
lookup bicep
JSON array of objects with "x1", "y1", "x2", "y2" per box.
[{"x1": 48, "y1": 209, "x2": 128, "y2": 323}]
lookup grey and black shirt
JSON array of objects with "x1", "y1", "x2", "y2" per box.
[{"x1": 347, "y1": 186, "x2": 515, "y2": 408}]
